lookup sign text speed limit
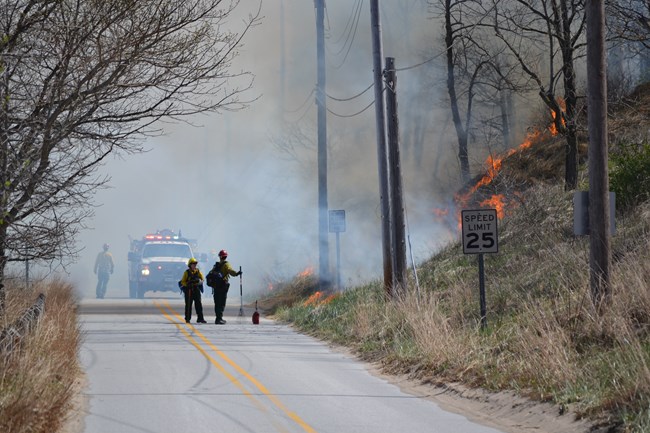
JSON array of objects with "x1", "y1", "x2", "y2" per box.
[{"x1": 461, "y1": 209, "x2": 498, "y2": 254}]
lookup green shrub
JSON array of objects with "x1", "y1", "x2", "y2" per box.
[{"x1": 609, "y1": 141, "x2": 650, "y2": 210}]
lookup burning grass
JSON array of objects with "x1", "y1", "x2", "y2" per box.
[
  {"x1": 0, "y1": 279, "x2": 82, "y2": 433},
  {"x1": 257, "y1": 270, "x2": 319, "y2": 314}
]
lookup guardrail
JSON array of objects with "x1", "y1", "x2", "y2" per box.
[{"x1": 0, "y1": 293, "x2": 46, "y2": 355}]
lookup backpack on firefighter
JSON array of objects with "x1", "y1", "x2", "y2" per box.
[{"x1": 206, "y1": 262, "x2": 228, "y2": 293}]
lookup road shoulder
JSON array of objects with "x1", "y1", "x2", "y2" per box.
[{"x1": 329, "y1": 343, "x2": 596, "y2": 433}]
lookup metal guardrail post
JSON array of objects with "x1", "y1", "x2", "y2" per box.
[{"x1": 0, "y1": 293, "x2": 46, "y2": 355}]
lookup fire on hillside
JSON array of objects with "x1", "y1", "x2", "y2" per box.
[
  {"x1": 265, "y1": 266, "x2": 315, "y2": 292},
  {"x1": 435, "y1": 101, "x2": 565, "y2": 230}
]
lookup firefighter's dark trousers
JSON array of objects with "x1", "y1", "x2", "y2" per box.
[
  {"x1": 184, "y1": 286, "x2": 205, "y2": 322},
  {"x1": 213, "y1": 283, "x2": 230, "y2": 320}
]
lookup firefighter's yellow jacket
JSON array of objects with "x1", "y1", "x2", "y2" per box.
[{"x1": 181, "y1": 268, "x2": 204, "y2": 288}]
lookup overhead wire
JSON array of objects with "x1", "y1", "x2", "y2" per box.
[
  {"x1": 285, "y1": 51, "x2": 441, "y2": 123},
  {"x1": 327, "y1": 0, "x2": 361, "y2": 50},
  {"x1": 326, "y1": 99, "x2": 375, "y2": 118},
  {"x1": 327, "y1": 0, "x2": 364, "y2": 70},
  {"x1": 285, "y1": 87, "x2": 315, "y2": 113},
  {"x1": 325, "y1": 0, "x2": 362, "y2": 56},
  {"x1": 325, "y1": 86, "x2": 385, "y2": 118},
  {"x1": 395, "y1": 51, "x2": 446, "y2": 72},
  {"x1": 292, "y1": 101, "x2": 315, "y2": 124},
  {"x1": 283, "y1": 87, "x2": 315, "y2": 124},
  {"x1": 326, "y1": 82, "x2": 373, "y2": 102},
  {"x1": 285, "y1": 5, "x2": 444, "y2": 124}
]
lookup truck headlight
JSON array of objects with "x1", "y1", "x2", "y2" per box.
[{"x1": 141, "y1": 266, "x2": 150, "y2": 276}]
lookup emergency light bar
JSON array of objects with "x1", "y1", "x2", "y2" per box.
[{"x1": 144, "y1": 233, "x2": 180, "y2": 240}]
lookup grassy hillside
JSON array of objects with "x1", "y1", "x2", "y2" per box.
[{"x1": 265, "y1": 87, "x2": 650, "y2": 432}]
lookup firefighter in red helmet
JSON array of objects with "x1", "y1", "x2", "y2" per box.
[{"x1": 207, "y1": 250, "x2": 241, "y2": 324}]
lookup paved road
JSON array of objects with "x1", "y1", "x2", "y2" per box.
[{"x1": 78, "y1": 298, "x2": 505, "y2": 433}]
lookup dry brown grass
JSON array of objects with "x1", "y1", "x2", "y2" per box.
[
  {"x1": 0, "y1": 279, "x2": 81, "y2": 433},
  {"x1": 257, "y1": 273, "x2": 318, "y2": 314},
  {"x1": 274, "y1": 182, "x2": 650, "y2": 431}
]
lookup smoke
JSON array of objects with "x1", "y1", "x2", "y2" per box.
[{"x1": 61, "y1": 0, "x2": 461, "y2": 299}]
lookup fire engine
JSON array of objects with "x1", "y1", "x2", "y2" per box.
[{"x1": 127, "y1": 229, "x2": 201, "y2": 299}]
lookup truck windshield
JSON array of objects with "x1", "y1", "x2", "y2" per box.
[{"x1": 142, "y1": 244, "x2": 192, "y2": 259}]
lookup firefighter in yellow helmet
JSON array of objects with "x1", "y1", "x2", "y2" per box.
[
  {"x1": 94, "y1": 243, "x2": 114, "y2": 299},
  {"x1": 180, "y1": 258, "x2": 207, "y2": 324}
]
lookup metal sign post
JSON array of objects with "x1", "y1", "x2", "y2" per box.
[
  {"x1": 328, "y1": 210, "x2": 346, "y2": 290},
  {"x1": 461, "y1": 209, "x2": 499, "y2": 329}
]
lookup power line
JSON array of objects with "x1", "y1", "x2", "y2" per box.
[
  {"x1": 327, "y1": 0, "x2": 364, "y2": 69},
  {"x1": 328, "y1": 0, "x2": 362, "y2": 49},
  {"x1": 291, "y1": 101, "x2": 315, "y2": 124},
  {"x1": 327, "y1": 99, "x2": 375, "y2": 118},
  {"x1": 284, "y1": 87, "x2": 315, "y2": 114},
  {"x1": 326, "y1": 82, "x2": 373, "y2": 102},
  {"x1": 280, "y1": 87, "x2": 316, "y2": 124},
  {"x1": 395, "y1": 51, "x2": 445, "y2": 72}
]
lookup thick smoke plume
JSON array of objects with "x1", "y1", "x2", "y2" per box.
[{"x1": 63, "y1": 1, "x2": 467, "y2": 298}]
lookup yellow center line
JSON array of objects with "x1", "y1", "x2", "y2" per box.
[
  {"x1": 154, "y1": 302, "x2": 290, "y2": 433},
  {"x1": 155, "y1": 300, "x2": 317, "y2": 433}
]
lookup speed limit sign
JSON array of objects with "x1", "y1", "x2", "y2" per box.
[{"x1": 461, "y1": 209, "x2": 498, "y2": 254}]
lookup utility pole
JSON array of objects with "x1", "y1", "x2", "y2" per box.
[
  {"x1": 586, "y1": 0, "x2": 610, "y2": 305},
  {"x1": 315, "y1": 0, "x2": 330, "y2": 290},
  {"x1": 385, "y1": 57, "x2": 407, "y2": 294},
  {"x1": 370, "y1": 0, "x2": 393, "y2": 298},
  {"x1": 280, "y1": 0, "x2": 286, "y2": 117}
]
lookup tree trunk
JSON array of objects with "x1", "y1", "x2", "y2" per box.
[
  {"x1": 563, "y1": 70, "x2": 579, "y2": 190},
  {"x1": 565, "y1": 125, "x2": 579, "y2": 190},
  {"x1": 560, "y1": 0, "x2": 579, "y2": 191},
  {"x1": 0, "y1": 231, "x2": 7, "y2": 315},
  {"x1": 500, "y1": 89, "x2": 512, "y2": 150},
  {"x1": 445, "y1": 0, "x2": 471, "y2": 184}
]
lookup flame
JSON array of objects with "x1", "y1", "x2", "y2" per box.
[
  {"x1": 448, "y1": 103, "x2": 562, "y2": 226},
  {"x1": 303, "y1": 291, "x2": 323, "y2": 306},
  {"x1": 303, "y1": 291, "x2": 340, "y2": 307},
  {"x1": 549, "y1": 98, "x2": 566, "y2": 136},
  {"x1": 297, "y1": 266, "x2": 314, "y2": 278},
  {"x1": 468, "y1": 129, "x2": 540, "y2": 200},
  {"x1": 479, "y1": 194, "x2": 506, "y2": 219}
]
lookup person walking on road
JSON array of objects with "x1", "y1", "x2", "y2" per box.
[
  {"x1": 180, "y1": 258, "x2": 207, "y2": 324},
  {"x1": 94, "y1": 243, "x2": 114, "y2": 299},
  {"x1": 209, "y1": 250, "x2": 241, "y2": 325}
]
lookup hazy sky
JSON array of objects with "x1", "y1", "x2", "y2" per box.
[{"x1": 58, "y1": 1, "x2": 476, "y2": 299}]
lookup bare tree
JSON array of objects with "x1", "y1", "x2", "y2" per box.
[
  {"x1": 430, "y1": 0, "x2": 525, "y2": 185},
  {"x1": 607, "y1": 0, "x2": 650, "y2": 48},
  {"x1": 0, "y1": 0, "x2": 260, "y2": 311},
  {"x1": 489, "y1": 0, "x2": 586, "y2": 191},
  {"x1": 472, "y1": 54, "x2": 531, "y2": 151},
  {"x1": 606, "y1": 0, "x2": 650, "y2": 85},
  {"x1": 424, "y1": 0, "x2": 489, "y2": 184}
]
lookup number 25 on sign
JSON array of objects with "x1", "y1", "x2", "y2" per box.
[{"x1": 461, "y1": 209, "x2": 498, "y2": 255}]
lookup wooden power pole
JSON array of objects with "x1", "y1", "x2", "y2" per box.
[
  {"x1": 315, "y1": 0, "x2": 330, "y2": 289},
  {"x1": 385, "y1": 57, "x2": 407, "y2": 294},
  {"x1": 369, "y1": 0, "x2": 393, "y2": 298},
  {"x1": 586, "y1": 0, "x2": 611, "y2": 305}
]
